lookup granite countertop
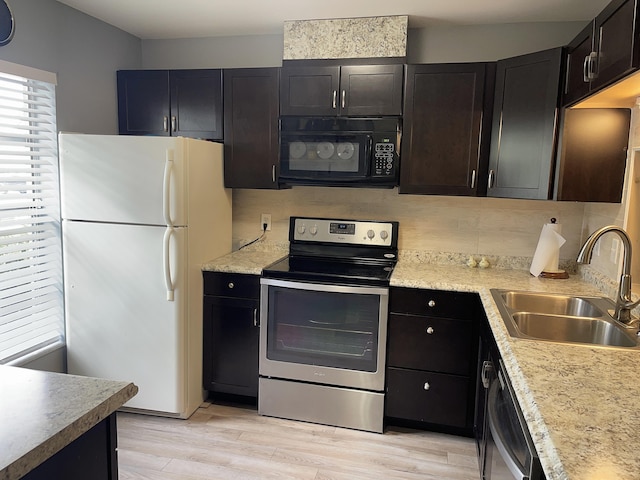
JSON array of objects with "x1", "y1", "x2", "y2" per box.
[
  {"x1": 201, "y1": 247, "x2": 640, "y2": 480},
  {"x1": 202, "y1": 246, "x2": 287, "y2": 275},
  {"x1": 393, "y1": 259, "x2": 640, "y2": 480},
  {"x1": 0, "y1": 366, "x2": 138, "y2": 480}
]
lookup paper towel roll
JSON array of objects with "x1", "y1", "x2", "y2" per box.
[{"x1": 530, "y1": 222, "x2": 566, "y2": 277}]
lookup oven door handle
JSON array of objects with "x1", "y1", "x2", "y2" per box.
[{"x1": 487, "y1": 380, "x2": 528, "y2": 480}]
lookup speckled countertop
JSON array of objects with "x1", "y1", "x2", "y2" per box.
[
  {"x1": 202, "y1": 246, "x2": 287, "y2": 275},
  {"x1": 202, "y1": 247, "x2": 640, "y2": 480},
  {"x1": 0, "y1": 366, "x2": 138, "y2": 480},
  {"x1": 393, "y1": 259, "x2": 640, "y2": 480}
]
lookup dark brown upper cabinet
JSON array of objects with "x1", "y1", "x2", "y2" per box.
[
  {"x1": 564, "y1": 0, "x2": 640, "y2": 106},
  {"x1": 223, "y1": 68, "x2": 280, "y2": 189},
  {"x1": 117, "y1": 69, "x2": 223, "y2": 140},
  {"x1": 280, "y1": 64, "x2": 403, "y2": 117},
  {"x1": 556, "y1": 108, "x2": 630, "y2": 202},
  {"x1": 487, "y1": 48, "x2": 563, "y2": 200},
  {"x1": 399, "y1": 63, "x2": 495, "y2": 196}
]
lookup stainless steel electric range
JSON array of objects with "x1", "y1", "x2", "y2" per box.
[{"x1": 259, "y1": 216, "x2": 399, "y2": 433}]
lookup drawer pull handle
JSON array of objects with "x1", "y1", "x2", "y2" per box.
[
  {"x1": 423, "y1": 382, "x2": 430, "y2": 391},
  {"x1": 427, "y1": 300, "x2": 435, "y2": 308},
  {"x1": 253, "y1": 308, "x2": 259, "y2": 327},
  {"x1": 228, "y1": 282, "x2": 234, "y2": 289},
  {"x1": 426, "y1": 326, "x2": 434, "y2": 334}
]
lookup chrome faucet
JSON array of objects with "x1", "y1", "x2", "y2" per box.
[{"x1": 576, "y1": 225, "x2": 640, "y2": 325}]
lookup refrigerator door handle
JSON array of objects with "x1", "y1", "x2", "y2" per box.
[
  {"x1": 163, "y1": 149, "x2": 174, "y2": 227},
  {"x1": 163, "y1": 226, "x2": 175, "y2": 301}
]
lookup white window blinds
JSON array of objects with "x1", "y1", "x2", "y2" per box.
[{"x1": 0, "y1": 70, "x2": 63, "y2": 364}]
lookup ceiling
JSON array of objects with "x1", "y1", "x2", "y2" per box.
[{"x1": 55, "y1": 0, "x2": 610, "y2": 40}]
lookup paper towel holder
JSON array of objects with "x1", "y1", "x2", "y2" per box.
[{"x1": 540, "y1": 218, "x2": 569, "y2": 279}]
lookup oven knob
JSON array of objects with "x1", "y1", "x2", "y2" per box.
[
  {"x1": 297, "y1": 224, "x2": 306, "y2": 235},
  {"x1": 367, "y1": 229, "x2": 375, "y2": 239},
  {"x1": 310, "y1": 225, "x2": 318, "y2": 235},
  {"x1": 380, "y1": 230, "x2": 389, "y2": 240}
]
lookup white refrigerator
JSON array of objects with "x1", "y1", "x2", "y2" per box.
[{"x1": 59, "y1": 133, "x2": 232, "y2": 418}]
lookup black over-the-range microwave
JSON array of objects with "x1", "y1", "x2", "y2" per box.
[{"x1": 278, "y1": 117, "x2": 401, "y2": 188}]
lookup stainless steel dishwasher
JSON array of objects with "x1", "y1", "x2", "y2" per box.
[{"x1": 484, "y1": 360, "x2": 545, "y2": 480}]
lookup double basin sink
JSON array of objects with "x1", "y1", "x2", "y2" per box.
[{"x1": 491, "y1": 289, "x2": 640, "y2": 349}]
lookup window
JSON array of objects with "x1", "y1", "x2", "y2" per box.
[{"x1": 0, "y1": 61, "x2": 62, "y2": 364}]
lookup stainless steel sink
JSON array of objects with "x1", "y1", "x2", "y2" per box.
[
  {"x1": 491, "y1": 289, "x2": 640, "y2": 349},
  {"x1": 501, "y1": 291, "x2": 604, "y2": 318}
]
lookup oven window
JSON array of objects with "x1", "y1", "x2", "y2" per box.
[
  {"x1": 266, "y1": 285, "x2": 381, "y2": 372},
  {"x1": 280, "y1": 134, "x2": 369, "y2": 177}
]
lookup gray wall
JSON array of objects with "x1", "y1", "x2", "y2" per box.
[
  {"x1": 0, "y1": 0, "x2": 141, "y2": 134},
  {"x1": 141, "y1": 22, "x2": 587, "y2": 69},
  {"x1": 0, "y1": 0, "x2": 141, "y2": 372}
]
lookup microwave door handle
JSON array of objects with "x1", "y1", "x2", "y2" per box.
[{"x1": 487, "y1": 382, "x2": 528, "y2": 480}]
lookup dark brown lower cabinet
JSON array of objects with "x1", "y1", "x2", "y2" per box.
[
  {"x1": 386, "y1": 368, "x2": 470, "y2": 428},
  {"x1": 385, "y1": 287, "x2": 481, "y2": 435},
  {"x1": 22, "y1": 415, "x2": 118, "y2": 480},
  {"x1": 203, "y1": 272, "x2": 260, "y2": 399}
]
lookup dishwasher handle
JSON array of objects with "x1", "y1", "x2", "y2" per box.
[{"x1": 487, "y1": 380, "x2": 528, "y2": 480}]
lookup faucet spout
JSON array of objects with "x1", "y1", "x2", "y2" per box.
[{"x1": 576, "y1": 226, "x2": 640, "y2": 325}]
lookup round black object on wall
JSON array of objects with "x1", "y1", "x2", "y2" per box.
[{"x1": 0, "y1": 0, "x2": 14, "y2": 46}]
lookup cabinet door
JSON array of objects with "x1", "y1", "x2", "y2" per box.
[
  {"x1": 399, "y1": 63, "x2": 491, "y2": 195},
  {"x1": 592, "y1": 0, "x2": 640, "y2": 91},
  {"x1": 223, "y1": 68, "x2": 280, "y2": 189},
  {"x1": 117, "y1": 70, "x2": 170, "y2": 136},
  {"x1": 386, "y1": 367, "x2": 470, "y2": 428},
  {"x1": 203, "y1": 295, "x2": 259, "y2": 397},
  {"x1": 488, "y1": 48, "x2": 562, "y2": 200},
  {"x1": 280, "y1": 66, "x2": 340, "y2": 116},
  {"x1": 340, "y1": 64, "x2": 403, "y2": 116},
  {"x1": 556, "y1": 108, "x2": 630, "y2": 202},
  {"x1": 563, "y1": 22, "x2": 595, "y2": 107},
  {"x1": 170, "y1": 70, "x2": 223, "y2": 140}
]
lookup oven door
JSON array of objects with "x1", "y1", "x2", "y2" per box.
[
  {"x1": 279, "y1": 132, "x2": 371, "y2": 183},
  {"x1": 259, "y1": 278, "x2": 388, "y2": 391}
]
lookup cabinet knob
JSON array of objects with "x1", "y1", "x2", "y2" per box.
[
  {"x1": 228, "y1": 282, "x2": 234, "y2": 289},
  {"x1": 427, "y1": 300, "x2": 435, "y2": 308},
  {"x1": 426, "y1": 326, "x2": 434, "y2": 335},
  {"x1": 423, "y1": 382, "x2": 430, "y2": 391}
]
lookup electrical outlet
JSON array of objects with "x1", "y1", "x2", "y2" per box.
[{"x1": 261, "y1": 213, "x2": 272, "y2": 231}]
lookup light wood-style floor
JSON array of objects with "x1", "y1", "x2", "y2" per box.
[{"x1": 117, "y1": 402, "x2": 480, "y2": 480}]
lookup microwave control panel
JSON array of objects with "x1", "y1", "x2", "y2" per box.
[
  {"x1": 374, "y1": 142, "x2": 396, "y2": 176},
  {"x1": 372, "y1": 134, "x2": 398, "y2": 178}
]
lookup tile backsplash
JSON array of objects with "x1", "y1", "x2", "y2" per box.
[{"x1": 232, "y1": 187, "x2": 585, "y2": 266}]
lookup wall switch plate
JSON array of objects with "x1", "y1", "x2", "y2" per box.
[{"x1": 261, "y1": 213, "x2": 272, "y2": 231}]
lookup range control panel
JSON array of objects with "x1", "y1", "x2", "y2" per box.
[{"x1": 291, "y1": 217, "x2": 397, "y2": 247}]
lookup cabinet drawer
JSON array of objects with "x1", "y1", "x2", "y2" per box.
[
  {"x1": 385, "y1": 367, "x2": 470, "y2": 428},
  {"x1": 387, "y1": 313, "x2": 473, "y2": 375},
  {"x1": 203, "y1": 271, "x2": 260, "y2": 299},
  {"x1": 389, "y1": 287, "x2": 481, "y2": 318}
]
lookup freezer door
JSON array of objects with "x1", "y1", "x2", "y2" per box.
[
  {"x1": 59, "y1": 134, "x2": 188, "y2": 226},
  {"x1": 63, "y1": 220, "x2": 189, "y2": 416}
]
